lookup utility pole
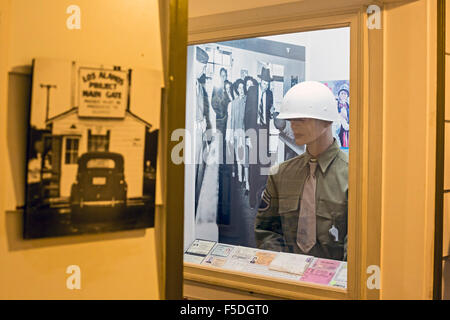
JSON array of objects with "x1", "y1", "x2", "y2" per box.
[{"x1": 40, "y1": 84, "x2": 57, "y2": 121}]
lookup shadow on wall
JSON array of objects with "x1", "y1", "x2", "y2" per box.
[
  {"x1": 5, "y1": 68, "x2": 146, "y2": 250},
  {"x1": 5, "y1": 210, "x2": 146, "y2": 251},
  {"x1": 7, "y1": 68, "x2": 30, "y2": 208}
]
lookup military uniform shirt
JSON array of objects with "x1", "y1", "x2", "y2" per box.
[{"x1": 255, "y1": 139, "x2": 348, "y2": 261}]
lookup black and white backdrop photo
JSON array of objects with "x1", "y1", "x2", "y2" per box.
[
  {"x1": 184, "y1": 27, "x2": 350, "y2": 252},
  {"x1": 24, "y1": 58, "x2": 160, "y2": 238}
]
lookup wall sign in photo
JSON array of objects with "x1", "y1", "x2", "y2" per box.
[
  {"x1": 24, "y1": 58, "x2": 160, "y2": 239},
  {"x1": 78, "y1": 67, "x2": 128, "y2": 118}
]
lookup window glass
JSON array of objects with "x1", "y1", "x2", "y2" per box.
[
  {"x1": 86, "y1": 158, "x2": 116, "y2": 169},
  {"x1": 184, "y1": 27, "x2": 350, "y2": 289},
  {"x1": 65, "y1": 137, "x2": 79, "y2": 164},
  {"x1": 88, "y1": 129, "x2": 110, "y2": 152}
]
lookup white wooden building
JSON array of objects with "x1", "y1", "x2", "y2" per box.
[{"x1": 46, "y1": 107, "x2": 151, "y2": 199}]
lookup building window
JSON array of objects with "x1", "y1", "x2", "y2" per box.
[
  {"x1": 88, "y1": 130, "x2": 110, "y2": 152},
  {"x1": 65, "y1": 138, "x2": 79, "y2": 164}
]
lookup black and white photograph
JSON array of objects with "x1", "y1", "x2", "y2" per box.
[
  {"x1": 24, "y1": 58, "x2": 160, "y2": 238},
  {"x1": 184, "y1": 27, "x2": 350, "y2": 252}
]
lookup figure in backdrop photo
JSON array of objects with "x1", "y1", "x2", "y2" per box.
[
  {"x1": 255, "y1": 81, "x2": 348, "y2": 261},
  {"x1": 244, "y1": 67, "x2": 274, "y2": 209},
  {"x1": 337, "y1": 83, "x2": 349, "y2": 148},
  {"x1": 194, "y1": 47, "x2": 212, "y2": 214},
  {"x1": 244, "y1": 75, "x2": 258, "y2": 93},
  {"x1": 225, "y1": 79, "x2": 249, "y2": 191},
  {"x1": 211, "y1": 68, "x2": 230, "y2": 136},
  {"x1": 211, "y1": 67, "x2": 233, "y2": 226}
]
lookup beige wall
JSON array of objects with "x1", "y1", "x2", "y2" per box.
[
  {"x1": 188, "y1": 0, "x2": 300, "y2": 17},
  {"x1": 381, "y1": 0, "x2": 437, "y2": 299},
  {"x1": 0, "y1": 0, "x2": 162, "y2": 299}
]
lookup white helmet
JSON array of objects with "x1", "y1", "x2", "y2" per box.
[{"x1": 277, "y1": 81, "x2": 339, "y2": 122}]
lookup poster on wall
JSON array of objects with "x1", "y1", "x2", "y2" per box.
[
  {"x1": 24, "y1": 58, "x2": 159, "y2": 239},
  {"x1": 320, "y1": 80, "x2": 350, "y2": 151}
]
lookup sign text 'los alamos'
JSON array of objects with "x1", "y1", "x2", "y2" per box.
[{"x1": 79, "y1": 67, "x2": 128, "y2": 118}]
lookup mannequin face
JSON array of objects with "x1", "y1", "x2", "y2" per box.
[{"x1": 289, "y1": 118, "x2": 331, "y2": 146}]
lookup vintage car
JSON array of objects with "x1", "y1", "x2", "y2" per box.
[{"x1": 70, "y1": 152, "x2": 127, "y2": 213}]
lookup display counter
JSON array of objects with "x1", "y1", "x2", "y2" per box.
[{"x1": 185, "y1": 239, "x2": 347, "y2": 289}]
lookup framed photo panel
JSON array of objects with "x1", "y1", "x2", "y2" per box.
[{"x1": 24, "y1": 58, "x2": 159, "y2": 238}]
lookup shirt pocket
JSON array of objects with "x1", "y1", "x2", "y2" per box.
[
  {"x1": 278, "y1": 196, "x2": 300, "y2": 239},
  {"x1": 316, "y1": 199, "x2": 347, "y2": 246}
]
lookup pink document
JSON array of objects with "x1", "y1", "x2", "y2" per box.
[
  {"x1": 311, "y1": 258, "x2": 341, "y2": 271},
  {"x1": 300, "y1": 258, "x2": 342, "y2": 285}
]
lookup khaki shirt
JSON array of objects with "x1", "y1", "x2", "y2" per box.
[{"x1": 255, "y1": 139, "x2": 348, "y2": 261}]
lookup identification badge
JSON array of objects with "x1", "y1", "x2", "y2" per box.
[{"x1": 329, "y1": 225, "x2": 339, "y2": 242}]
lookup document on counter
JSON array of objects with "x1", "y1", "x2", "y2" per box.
[
  {"x1": 211, "y1": 244, "x2": 235, "y2": 257},
  {"x1": 197, "y1": 245, "x2": 301, "y2": 281},
  {"x1": 300, "y1": 258, "x2": 341, "y2": 285},
  {"x1": 223, "y1": 257, "x2": 301, "y2": 281},
  {"x1": 268, "y1": 253, "x2": 314, "y2": 275},
  {"x1": 183, "y1": 253, "x2": 206, "y2": 264},
  {"x1": 311, "y1": 258, "x2": 342, "y2": 272},
  {"x1": 202, "y1": 255, "x2": 229, "y2": 267},
  {"x1": 329, "y1": 262, "x2": 347, "y2": 288},
  {"x1": 251, "y1": 251, "x2": 277, "y2": 266},
  {"x1": 185, "y1": 239, "x2": 217, "y2": 256},
  {"x1": 230, "y1": 246, "x2": 258, "y2": 262}
]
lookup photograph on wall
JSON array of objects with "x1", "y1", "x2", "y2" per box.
[
  {"x1": 24, "y1": 58, "x2": 160, "y2": 238},
  {"x1": 184, "y1": 27, "x2": 350, "y2": 270},
  {"x1": 321, "y1": 80, "x2": 350, "y2": 151}
]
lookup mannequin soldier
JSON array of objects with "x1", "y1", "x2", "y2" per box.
[{"x1": 254, "y1": 81, "x2": 348, "y2": 261}]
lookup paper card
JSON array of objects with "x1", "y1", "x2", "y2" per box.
[
  {"x1": 311, "y1": 258, "x2": 341, "y2": 272},
  {"x1": 230, "y1": 247, "x2": 258, "y2": 262},
  {"x1": 222, "y1": 258, "x2": 302, "y2": 281},
  {"x1": 269, "y1": 253, "x2": 314, "y2": 275},
  {"x1": 299, "y1": 258, "x2": 342, "y2": 285},
  {"x1": 329, "y1": 262, "x2": 347, "y2": 288},
  {"x1": 211, "y1": 244, "x2": 235, "y2": 257},
  {"x1": 250, "y1": 251, "x2": 277, "y2": 266},
  {"x1": 185, "y1": 239, "x2": 216, "y2": 256},
  {"x1": 300, "y1": 267, "x2": 336, "y2": 285},
  {"x1": 183, "y1": 254, "x2": 205, "y2": 264},
  {"x1": 202, "y1": 256, "x2": 228, "y2": 267}
]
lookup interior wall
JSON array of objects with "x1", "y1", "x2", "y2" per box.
[
  {"x1": 0, "y1": 0, "x2": 163, "y2": 299},
  {"x1": 262, "y1": 28, "x2": 350, "y2": 81},
  {"x1": 381, "y1": 0, "x2": 437, "y2": 299},
  {"x1": 188, "y1": 0, "x2": 301, "y2": 17}
]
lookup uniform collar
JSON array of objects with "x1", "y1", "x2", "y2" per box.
[{"x1": 304, "y1": 139, "x2": 340, "y2": 174}]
